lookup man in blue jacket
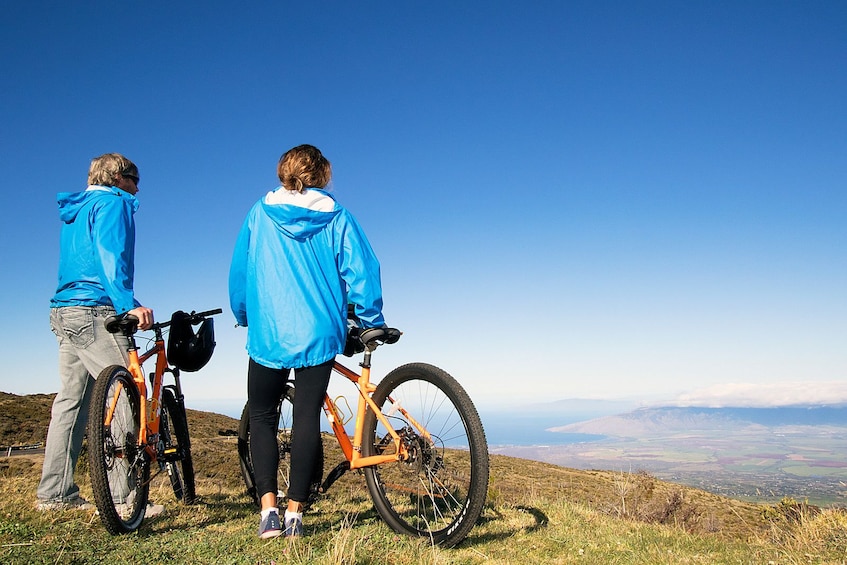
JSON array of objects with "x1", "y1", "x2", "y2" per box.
[
  {"x1": 36, "y1": 153, "x2": 158, "y2": 513},
  {"x1": 229, "y1": 144, "x2": 386, "y2": 539}
]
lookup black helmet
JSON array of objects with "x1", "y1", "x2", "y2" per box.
[{"x1": 167, "y1": 310, "x2": 216, "y2": 372}]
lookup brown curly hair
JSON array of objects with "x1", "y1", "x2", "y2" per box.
[{"x1": 277, "y1": 145, "x2": 332, "y2": 193}]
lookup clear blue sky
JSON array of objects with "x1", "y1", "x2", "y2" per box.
[{"x1": 1, "y1": 1, "x2": 844, "y2": 415}]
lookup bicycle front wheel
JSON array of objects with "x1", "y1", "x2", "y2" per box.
[
  {"x1": 160, "y1": 387, "x2": 196, "y2": 504},
  {"x1": 362, "y1": 363, "x2": 489, "y2": 547},
  {"x1": 88, "y1": 365, "x2": 151, "y2": 534}
]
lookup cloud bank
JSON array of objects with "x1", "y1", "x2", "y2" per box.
[{"x1": 669, "y1": 381, "x2": 847, "y2": 408}]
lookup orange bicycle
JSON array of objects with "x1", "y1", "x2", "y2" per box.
[
  {"x1": 87, "y1": 308, "x2": 222, "y2": 534},
  {"x1": 238, "y1": 325, "x2": 490, "y2": 547}
]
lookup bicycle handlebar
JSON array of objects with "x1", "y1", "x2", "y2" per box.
[
  {"x1": 188, "y1": 308, "x2": 224, "y2": 321},
  {"x1": 104, "y1": 308, "x2": 223, "y2": 335}
]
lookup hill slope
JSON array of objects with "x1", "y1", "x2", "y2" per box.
[
  {"x1": 549, "y1": 406, "x2": 847, "y2": 436},
  {"x1": 0, "y1": 391, "x2": 766, "y2": 535},
  {"x1": 3, "y1": 392, "x2": 847, "y2": 563}
]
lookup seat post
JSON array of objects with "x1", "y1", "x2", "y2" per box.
[{"x1": 360, "y1": 350, "x2": 372, "y2": 370}]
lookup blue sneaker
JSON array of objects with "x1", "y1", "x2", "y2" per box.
[
  {"x1": 258, "y1": 509, "x2": 282, "y2": 539},
  {"x1": 283, "y1": 511, "x2": 304, "y2": 538}
]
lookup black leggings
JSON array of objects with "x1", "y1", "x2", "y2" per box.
[{"x1": 247, "y1": 358, "x2": 332, "y2": 504}]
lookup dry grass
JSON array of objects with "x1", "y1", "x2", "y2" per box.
[{"x1": 3, "y1": 392, "x2": 847, "y2": 564}]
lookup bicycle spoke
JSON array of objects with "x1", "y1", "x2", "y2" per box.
[
  {"x1": 88, "y1": 366, "x2": 150, "y2": 534},
  {"x1": 363, "y1": 363, "x2": 489, "y2": 547}
]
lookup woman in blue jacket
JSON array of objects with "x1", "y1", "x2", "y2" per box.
[{"x1": 229, "y1": 144, "x2": 386, "y2": 539}]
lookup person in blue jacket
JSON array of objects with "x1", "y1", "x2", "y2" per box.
[
  {"x1": 37, "y1": 153, "x2": 159, "y2": 514},
  {"x1": 229, "y1": 144, "x2": 386, "y2": 539}
]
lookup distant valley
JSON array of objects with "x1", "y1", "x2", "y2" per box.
[{"x1": 489, "y1": 404, "x2": 847, "y2": 506}]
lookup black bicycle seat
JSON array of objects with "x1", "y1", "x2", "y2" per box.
[
  {"x1": 358, "y1": 327, "x2": 402, "y2": 348},
  {"x1": 104, "y1": 314, "x2": 140, "y2": 335}
]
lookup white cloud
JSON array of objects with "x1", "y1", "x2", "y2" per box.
[{"x1": 669, "y1": 381, "x2": 847, "y2": 408}]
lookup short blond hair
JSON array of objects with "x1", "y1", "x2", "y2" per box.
[
  {"x1": 88, "y1": 153, "x2": 138, "y2": 186},
  {"x1": 277, "y1": 145, "x2": 331, "y2": 193}
]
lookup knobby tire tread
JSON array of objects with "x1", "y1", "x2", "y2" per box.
[
  {"x1": 161, "y1": 388, "x2": 196, "y2": 504},
  {"x1": 362, "y1": 362, "x2": 489, "y2": 548},
  {"x1": 88, "y1": 365, "x2": 150, "y2": 534},
  {"x1": 237, "y1": 402, "x2": 258, "y2": 505}
]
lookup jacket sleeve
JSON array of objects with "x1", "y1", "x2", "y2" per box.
[
  {"x1": 335, "y1": 209, "x2": 385, "y2": 328},
  {"x1": 91, "y1": 197, "x2": 139, "y2": 314},
  {"x1": 228, "y1": 213, "x2": 252, "y2": 327}
]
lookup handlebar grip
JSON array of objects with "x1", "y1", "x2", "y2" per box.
[{"x1": 192, "y1": 308, "x2": 223, "y2": 318}]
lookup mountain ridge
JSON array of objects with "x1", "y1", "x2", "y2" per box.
[{"x1": 548, "y1": 405, "x2": 847, "y2": 437}]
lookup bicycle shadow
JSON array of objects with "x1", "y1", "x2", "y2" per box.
[
  {"x1": 136, "y1": 493, "x2": 259, "y2": 536},
  {"x1": 458, "y1": 505, "x2": 550, "y2": 546},
  {"x1": 137, "y1": 494, "x2": 548, "y2": 548}
]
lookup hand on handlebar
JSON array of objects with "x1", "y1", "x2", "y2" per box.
[{"x1": 127, "y1": 306, "x2": 154, "y2": 331}]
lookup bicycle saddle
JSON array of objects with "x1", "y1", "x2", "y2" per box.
[
  {"x1": 104, "y1": 313, "x2": 140, "y2": 335},
  {"x1": 358, "y1": 327, "x2": 402, "y2": 349}
]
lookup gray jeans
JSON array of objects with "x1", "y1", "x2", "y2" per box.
[{"x1": 37, "y1": 306, "x2": 130, "y2": 503}]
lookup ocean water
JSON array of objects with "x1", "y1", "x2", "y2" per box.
[
  {"x1": 478, "y1": 411, "x2": 606, "y2": 447},
  {"x1": 194, "y1": 403, "x2": 608, "y2": 447}
]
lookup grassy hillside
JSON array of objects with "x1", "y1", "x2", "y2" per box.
[{"x1": 2, "y1": 392, "x2": 846, "y2": 564}]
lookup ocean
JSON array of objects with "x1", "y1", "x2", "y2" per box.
[
  {"x1": 193, "y1": 401, "x2": 611, "y2": 448},
  {"x1": 478, "y1": 411, "x2": 606, "y2": 447}
]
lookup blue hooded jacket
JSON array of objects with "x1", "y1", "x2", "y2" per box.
[
  {"x1": 228, "y1": 188, "x2": 385, "y2": 369},
  {"x1": 51, "y1": 186, "x2": 141, "y2": 314}
]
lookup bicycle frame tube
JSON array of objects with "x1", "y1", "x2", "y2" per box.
[
  {"x1": 101, "y1": 348, "x2": 148, "y2": 442},
  {"x1": 322, "y1": 390, "x2": 354, "y2": 460},
  {"x1": 329, "y1": 361, "x2": 429, "y2": 470},
  {"x1": 140, "y1": 339, "x2": 168, "y2": 443},
  {"x1": 107, "y1": 337, "x2": 167, "y2": 457}
]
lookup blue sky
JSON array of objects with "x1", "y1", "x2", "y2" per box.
[{"x1": 1, "y1": 1, "x2": 845, "y2": 416}]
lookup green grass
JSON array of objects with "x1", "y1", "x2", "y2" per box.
[
  {"x1": 3, "y1": 393, "x2": 847, "y2": 564},
  {"x1": 4, "y1": 444, "x2": 847, "y2": 564}
]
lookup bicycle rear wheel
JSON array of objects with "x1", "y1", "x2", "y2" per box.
[
  {"x1": 160, "y1": 387, "x2": 196, "y2": 504},
  {"x1": 88, "y1": 365, "x2": 151, "y2": 534},
  {"x1": 362, "y1": 363, "x2": 489, "y2": 547},
  {"x1": 237, "y1": 385, "x2": 323, "y2": 507}
]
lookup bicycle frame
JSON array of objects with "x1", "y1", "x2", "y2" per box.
[
  {"x1": 237, "y1": 326, "x2": 489, "y2": 547},
  {"x1": 103, "y1": 326, "x2": 176, "y2": 461},
  {"x1": 322, "y1": 349, "x2": 431, "y2": 470}
]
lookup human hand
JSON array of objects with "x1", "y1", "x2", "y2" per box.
[{"x1": 127, "y1": 306, "x2": 154, "y2": 330}]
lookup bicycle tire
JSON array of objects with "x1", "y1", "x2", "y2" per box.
[
  {"x1": 237, "y1": 386, "x2": 323, "y2": 507},
  {"x1": 88, "y1": 365, "x2": 151, "y2": 534},
  {"x1": 362, "y1": 362, "x2": 489, "y2": 547},
  {"x1": 160, "y1": 387, "x2": 196, "y2": 504}
]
